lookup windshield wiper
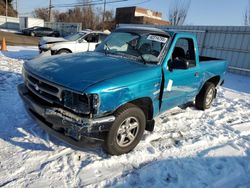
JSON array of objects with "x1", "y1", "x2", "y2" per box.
[{"x1": 126, "y1": 42, "x2": 147, "y2": 64}]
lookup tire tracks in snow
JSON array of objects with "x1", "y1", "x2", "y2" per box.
[{"x1": 0, "y1": 148, "x2": 73, "y2": 187}]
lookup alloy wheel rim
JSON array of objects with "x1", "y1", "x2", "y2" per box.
[
  {"x1": 116, "y1": 117, "x2": 139, "y2": 147},
  {"x1": 206, "y1": 88, "x2": 214, "y2": 106}
]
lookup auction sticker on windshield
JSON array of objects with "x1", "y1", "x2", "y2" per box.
[{"x1": 147, "y1": 35, "x2": 168, "y2": 43}]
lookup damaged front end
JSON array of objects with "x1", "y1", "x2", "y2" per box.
[{"x1": 18, "y1": 69, "x2": 115, "y2": 144}]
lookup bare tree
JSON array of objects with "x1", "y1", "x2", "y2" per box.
[
  {"x1": 244, "y1": 0, "x2": 250, "y2": 25},
  {"x1": 168, "y1": 0, "x2": 191, "y2": 26},
  {"x1": 100, "y1": 9, "x2": 115, "y2": 30},
  {"x1": 33, "y1": 8, "x2": 50, "y2": 21},
  {"x1": 0, "y1": 0, "x2": 17, "y2": 17},
  {"x1": 33, "y1": 2, "x2": 115, "y2": 30},
  {"x1": 104, "y1": 9, "x2": 114, "y2": 21}
]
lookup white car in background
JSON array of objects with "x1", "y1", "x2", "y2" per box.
[{"x1": 38, "y1": 30, "x2": 109, "y2": 55}]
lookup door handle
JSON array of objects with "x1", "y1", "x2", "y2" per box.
[{"x1": 194, "y1": 72, "x2": 199, "y2": 77}]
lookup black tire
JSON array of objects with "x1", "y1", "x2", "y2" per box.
[
  {"x1": 105, "y1": 103, "x2": 146, "y2": 155},
  {"x1": 57, "y1": 49, "x2": 71, "y2": 55},
  {"x1": 195, "y1": 82, "x2": 216, "y2": 110}
]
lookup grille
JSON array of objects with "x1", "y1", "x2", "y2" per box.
[{"x1": 25, "y1": 72, "x2": 63, "y2": 104}]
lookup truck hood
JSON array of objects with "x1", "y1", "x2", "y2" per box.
[
  {"x1": 24, "y1": 52, "x2": 150, "y2": 92},
  {"x1": 39, "y1": 37, "x2": 68, "y2": 46}
]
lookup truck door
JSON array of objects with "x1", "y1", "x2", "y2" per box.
[
  {"x1": 76, "y1": 33, "x2": 99, "y2": 52},
  {"x1": 160, "y1": 36, "x2": 202, "y2": 112},
  {"x1": 85, "y1": 33, "x2": 99, "y2": 51},
  {"x1": 44, "y1": 27, "x2": 53, "y2": 36},
  {"x1": 35, "y1": 27, "x2": 42, "y2": 36},
  {"x1": 75, "y1": 37, "x2": 88, "y2": 53}
]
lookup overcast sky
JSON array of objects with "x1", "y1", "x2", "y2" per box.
[{"x1": 17, "y1": 0, "x2": 249, "y2": 26}]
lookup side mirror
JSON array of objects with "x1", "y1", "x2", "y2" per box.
[
  {"x1": 78, "y1": 39, "x2": 86, "y2": 43},
  {"x1": 168, "y1": 59, "x2": 189, "y2": 71}
]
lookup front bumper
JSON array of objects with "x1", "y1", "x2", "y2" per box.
[
  {"x1": 38, "y1": 46, "x2": 50, "y2": 54},
  {"x1": 18, "y1": 83, "x2": 115, "y2": 146}
]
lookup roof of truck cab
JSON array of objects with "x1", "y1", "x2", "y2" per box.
[
  {"x1": 115, "y1": 26, "x2": 173, "y2": 37},
  {"x1": 79, "y1": 30, "x2": 109, "y2": 35},
  {"x1": 115, "y1": 26, "x2": 200, "y2": 37}
]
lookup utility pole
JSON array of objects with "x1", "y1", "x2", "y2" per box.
[
  {"x1": 82, "y1": 0, "x2": 86, "y2": 17},
  {"x1": 49, "y1": 0, "x2": 52, "y2": 22},
  {"x1": 5, "y1": 0, "x2": 8, "y2": 29},
  {"x1": 16, "y1": 0, "x2": 18, "y2": 17},
  {"x1": 102, "y1": 0, "x2": 106, "y2": 31},
  {"x1": 82, "y1": 0, "x2": 87, "y2": 29}
]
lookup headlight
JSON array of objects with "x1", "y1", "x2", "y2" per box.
[
  {"x1": 63, "y1": 91, "x2": 90, "y2": 114},
  {"x1": 41, "y1": 43, "x2": 54, "y2": 49},
  {"x1": 63, "y1": 91, "x2": 100, "y2": 114}
]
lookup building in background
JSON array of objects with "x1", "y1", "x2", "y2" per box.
[
  {"x1": 19, "y1": 17, "x2": 44, "y2": 30},
  {"x1": 115, "y1": 6, "x2": 170, "y2": 26}
]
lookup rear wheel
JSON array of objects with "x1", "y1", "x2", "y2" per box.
[
  {"x1": 195, "y1": 82, "x2": 216, "y2": 110},
  {"x1": 105, "y1": 104, "x2": 146, "y2": 155}
]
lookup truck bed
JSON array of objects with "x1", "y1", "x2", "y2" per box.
[{"x1": 199, "y1": 56, "x2": 227, "y2": 83}]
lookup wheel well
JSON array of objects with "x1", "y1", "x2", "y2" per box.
[
  {"x1": 115, "y1": 97, "x2": 154, "y2": 121},
  {"x1": 129, "y1": 97, "x2": 154, "y2": 121},
  {"x1": 114, "y1": 98, "x2": 154, "y2": 132},
  {"x1": 57, "y1": 48, "x2": 72, "y2": 54},
  {"x1": 206, "y1": 76, "x2": 220, "y2": 86}
]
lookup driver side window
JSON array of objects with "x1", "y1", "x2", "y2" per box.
[
  {"x1": 85, "y1": 33, "x2": 99, "y2": 43},
  {"x1": 172, "y1": 38, "x2": 196, "y2": 68}
]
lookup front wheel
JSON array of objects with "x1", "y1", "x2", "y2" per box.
[
  {"x1": 57, "y1": 49, "x2": 71, "y2": 55},
  {"x1": 195, "y1": 82, "x2": 216, "y2": 110},
  {"x1": 30, "y1": 32, "x2": 35, "y2": 37},
  {"x1": 105, "y1": 104, "x2": 146, "y2": 155}
]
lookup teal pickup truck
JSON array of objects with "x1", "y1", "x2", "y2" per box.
[{"x1": 18, "y1": 27, "x2": 228, "y2": 155}]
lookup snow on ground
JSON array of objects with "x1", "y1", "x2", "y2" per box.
[
  {"x1": 0, "y1": 29, "x2": 21, "y2": 34},
  {"x1": 0, "y1": 47, "x2": 250, "y2": 187},
  {"x1": 0, "y1": 46, "x2": 39, "y2": 60}
]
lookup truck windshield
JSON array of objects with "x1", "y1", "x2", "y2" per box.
[
  {"x1": 64, "y1": 32, "x2": 86, "y2": 41},
  {"x1": 95, "y1": 32, "x2": 169, "y2": 64}
]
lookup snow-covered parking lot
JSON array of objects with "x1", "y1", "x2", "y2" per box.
[{"x1": 0, "y1": 46, "x2": 250, "y2": 187}]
